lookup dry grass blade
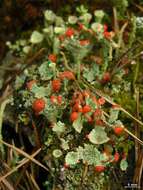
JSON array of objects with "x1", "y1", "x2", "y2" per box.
[
  {"x1": 93, "y1": 88, "x2": 143, "y2": 127},
  {"x1": 1, "y1": 178, "x2": 15, "y2": 190},
  {"x1": 32, "y1": 120, "x2": 41, "y2": 148},
  {"x1": 0, "y1": 98, "x2": 11, "y2": 155},
  {"x1": 133, "y1": 3, "x2": 143, "y2": 12},
  {"x1": 113, "y1": 7, "x2": 119, "y2": 35},
  {"x1": 120, "y1": 107, "x2": 143, "y2": 127},
  {"x1": 133, "y1": 152, "x2": 143, "y2": 188},
  {"x1": 80, "y1": 77, "x2": 143, "y2": 128},
  {"x1": 29, "y1": 173, "x2": 41, "y2": 190},
  {"x1": 124, "y1": 128, "x2": 143, "y2": 146},
  {"x1": 134, "y1": 88, "x2": 140, "y2": 162},
  {"x1": 103, "y1": 112, "x2": 143, "y2": 146},
  {"x1": 60, "y1": 51, "x2": 73, "y2": 72},
  {"x1": 0, "y1": 48, "x2": 46, "y2": 98},
  {"x1": 0, "y1": 85, "x2": 12, "y2": 105},
  {"x1": 0, "y1": 139, "x2": 49, "y2": 172},
  {"x1": 137, "y1": 155, "x2": 143, "y2": 187},
  {"x1": 0, "y1": 148, "x2": 41, "y2": 182}
]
